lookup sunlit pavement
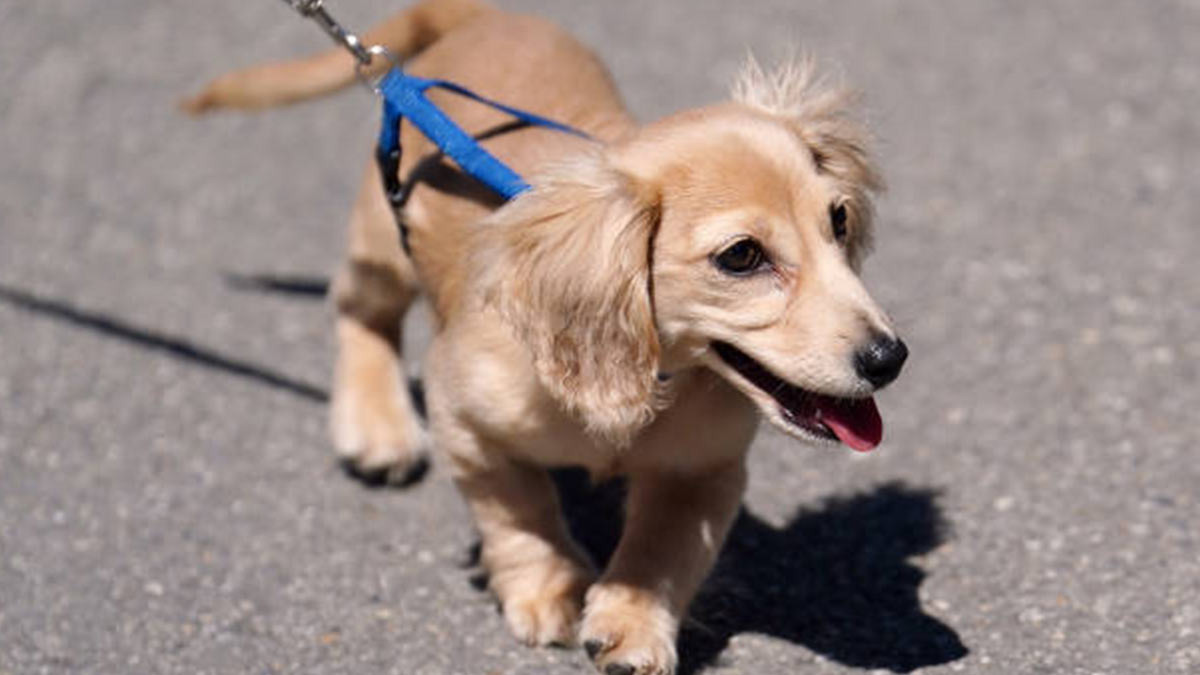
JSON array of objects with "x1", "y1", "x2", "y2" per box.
[{"x1": 2, "y1": 2, "x2": 1197, "y2": 673}]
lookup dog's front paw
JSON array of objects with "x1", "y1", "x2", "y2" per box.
[
  {"x1": 330, "y1": 381, "x2": 428, "y2": 486},
  {"x1": 493, "y1": 555, "x2": 594, "y2": 647},
  {"x1": 579, "y1": 583, "x2": 678, "y2": 675}
]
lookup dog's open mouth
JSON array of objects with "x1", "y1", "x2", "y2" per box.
[{"x1": 712, "y1": 341, "x2": 883, "y2": 452}]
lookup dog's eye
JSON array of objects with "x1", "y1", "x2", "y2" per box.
[
  {"x1": 830, "y1": 202, "x2": 848, "y2": 241},
  {"x1": 714, "y1": 238, "x2": 767, "y2": 275}
]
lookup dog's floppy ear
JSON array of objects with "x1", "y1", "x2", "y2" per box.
[{"x1": 475, "y1": 153, "x2": 662, "y2": 447}]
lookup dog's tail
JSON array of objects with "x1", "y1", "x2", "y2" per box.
[{"x1": 180, "y1": 0, "x2": 492, "y2": 114}]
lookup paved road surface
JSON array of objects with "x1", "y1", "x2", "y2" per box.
[{"x1": 2, "y1": 1, "x2": 1197, "y2": 673}]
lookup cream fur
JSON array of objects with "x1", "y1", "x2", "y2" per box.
[
  {"x1": 184, "y1": 3, "x2": 898, "y2": 673},
  {"x1": 474, "y1": 154, "x2": 666, "y2": 447}
]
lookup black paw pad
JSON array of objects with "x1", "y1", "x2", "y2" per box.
[
  {"x1": 584, "y1": 639, "x2": 605, "y2": 660},
  {"x1": 604, "y1": 663, "x2": 635, "y2": 675},
  {"x1": 386, "y1": 454, "x2": 430, "y2": 487},
  {"x1": 339, "y1": 454, "x2": 429, "y2": 489}
]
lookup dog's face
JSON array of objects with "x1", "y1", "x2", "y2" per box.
[
  {"x1": 479, "y1": 63, "x2": 904, "y2": 449},
  {"x1": 635, "y1": 107, "x2": 905, "y2": 450}
]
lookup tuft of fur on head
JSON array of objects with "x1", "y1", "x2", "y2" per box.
[{"x1": 733, "y1": 55, "x2": 883, "y2": 261}]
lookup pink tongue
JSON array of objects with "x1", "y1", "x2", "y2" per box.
[{"x1": 815, "y1": 397, "x2": 883, "y2": 452}]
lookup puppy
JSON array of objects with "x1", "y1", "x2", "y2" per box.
[{"x1": 184, "y1": 1, "x2": 906, "y2": 672}]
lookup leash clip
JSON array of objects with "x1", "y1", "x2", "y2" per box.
[
  {"x1": 280, "y1": 0, "x2": 372, "y2": 67},
  {"x1": 355, "y1": 46, "x2": 400, "y2": 95}
]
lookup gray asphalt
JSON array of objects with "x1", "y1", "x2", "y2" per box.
[{"x1": 2, "y1": 1, "x2": 1197, "y2": 674}]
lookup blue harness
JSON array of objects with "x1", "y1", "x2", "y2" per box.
[
  {"x1": 373, "y1": 69, "x2": 591, "y2": 247},
  {"x1": 277, "y1": 2, "x2": 586, "y2": 242}
]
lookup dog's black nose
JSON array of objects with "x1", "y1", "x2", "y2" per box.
[{"x1": 855, "y1": 335, "x2": 908, "y2": 389}]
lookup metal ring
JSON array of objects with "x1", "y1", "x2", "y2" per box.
[{"x1": 355, "y1": 45, "x2": 400, "y2": 95}]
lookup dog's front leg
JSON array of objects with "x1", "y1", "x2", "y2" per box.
[
  {"x1": 452, "y1": 451, "x2": 597, "y2": 647},
  {"x1": 580, "y1": 461, "x2": 747, "y2": 675}
]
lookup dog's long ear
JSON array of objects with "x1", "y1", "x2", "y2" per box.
[{"x1": 475, "y1": 153, "x2": 662, "y2": 446}]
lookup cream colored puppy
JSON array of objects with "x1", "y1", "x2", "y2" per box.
[{"x1": 185, "y1": 1, "x2": 907, "y2": 673}]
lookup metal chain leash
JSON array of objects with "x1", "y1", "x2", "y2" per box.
[{"x1": 278, "y1": 0, "x2": 397, "y2": 93}]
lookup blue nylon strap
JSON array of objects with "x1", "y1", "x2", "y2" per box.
[{"x1": 376, "y1": 69, "x2": 589, "y2": 201}]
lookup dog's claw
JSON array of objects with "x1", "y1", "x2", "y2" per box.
[{"x1": 580, "y1": 583, "x2": 678, "y2": 675}]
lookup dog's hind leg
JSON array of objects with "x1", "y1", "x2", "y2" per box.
[{"x1": 330, "y1": 163, "x2": 428, "y2": 485}]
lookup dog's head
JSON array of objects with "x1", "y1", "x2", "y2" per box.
[{"x1": 477, "y1": 59, "x2": 905, "y2": 449}]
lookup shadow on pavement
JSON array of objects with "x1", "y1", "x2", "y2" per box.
[
  {"x1": 0, "y1": 282, "x2": 447, "y2": 491},
  {"x1": 0, "y1": 283, "x2": 328, "y2": 403},
  {"x1": 550, "y1": 472, "x2": 968, "y2": 673},
  {"x1": 223, "y1": 272, "x2": 330, "y2": 299}
]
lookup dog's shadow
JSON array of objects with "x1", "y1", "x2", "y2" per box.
[{"x1": 548, "y1": 472, "x2": 968, "y2": 674}]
